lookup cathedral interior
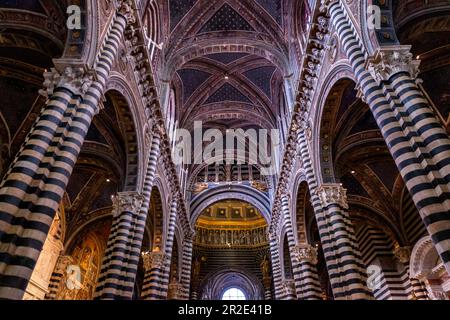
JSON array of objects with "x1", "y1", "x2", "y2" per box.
[{"x1": 0, "y1": 0, "x2": 449, "y2": 301}]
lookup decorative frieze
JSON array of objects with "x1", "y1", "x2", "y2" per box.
[
  {"x1": 269, "y1": 3, "x2": 331, "y2": 235},
  {"x1": 116, "y1": 0, "x2": 136, "y2": 24}
]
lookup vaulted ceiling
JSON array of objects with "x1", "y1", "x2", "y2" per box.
[{"x1": 160, "y1": 0, "x2": 292, "y2": 134}]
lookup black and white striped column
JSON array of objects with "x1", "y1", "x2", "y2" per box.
[
  {"x1": 263, "y1": 276, "x2": 272, "y2": 300},
  {"x1": 316, "y1": 184, "x2": 371, "y2": 299},
  {"x1": 296, "y1": 129, "x2": 371, "y2": 299},
  {"x1": 140, "y1": 251, "x2": 169, "y2": 299},
  {"x1": 141, "y1": 199, "x2": 178, "y2": 300},
  {"x1": 95, "y1": 131, "x2": 161, "y2": 299},
  {"x1": 179, "y1": 236, "x2": 193, "y2": 300},
  {"x1": 280, "y1": 196, "x2": 301, "y2": 299},
  {"x1": 291, "y1": 244, "x2": 322, "y2": 300},
  {"x1": 392, "y1": 246, "x2": 429, "y2": 300},
  {"x1": 324, "y1": 0, "x2": 450, "y2": 275},
  {"x1": 269, "y1": 233, "x2": 283, "y2": 299},
  {"x1": 94, "y1": 192, "x2": 143, "y2": 299},
  {"x1": 0, "y1": 4, "x2": 132, "y2": 300}
]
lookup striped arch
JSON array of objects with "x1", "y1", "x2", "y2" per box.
[
  {"x1": 189, "y1": 184, "x2": 271, "y2": 226},
  {"x1": 142, "y1": 0, "x2": 161, "y2": 61},
  {"x1": 311, "y1": 63, "x2": 356, "y2": 185},
  {"x1": 290, "y1": 172, "x2": 310, "y2": 245},
  {"x1": 105, "y1": 75, "x2": 146, "y2": 192},
  {"x1": 279, "y1": 229, "x2": 293, "y2": 281},
  {"x1": 148, "y1": 179, "x2": 167, "y2": 252}
]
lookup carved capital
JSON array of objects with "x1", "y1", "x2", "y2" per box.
[
  {"x1": 316, "y1": 184, "x2": 349, "y2": 209},
  {"x1": 320, "y1": 0, "x2": 339, "y2": 13},
  {"x1": 116, "y1": 0, "x2": 136, "y2": 24},
  {"x1": 142, "y1": 252, "x2": 168, "y2": 271},
  {"x1": 112, "y1": 192, "x2": 143, "y2": 217},
  {"x1": 292, "y1": 244, "x2": 318, "y2": 265},
  {"x1": 39, "y1": 67, "x2": 94, "y2": 98},
  {"x1": 393, "y1": 246, "x2": 411, "y2": 264},
  {"x1": 366, "y1": 46, "x2": 421, "y2": 84},
  {"x1": 282, "y1": 279, "x2": 296, "y2": 296},
  {"x1": 168, "y1": 281, "x2": 184, "y2": 299}
]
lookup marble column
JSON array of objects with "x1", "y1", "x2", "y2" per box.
[
  {"x1": 292, "y1": 244, "x2": 322, "y2": 300},
  {"x1": 179, "y1": 236, "x2": 193, "y2": 300},
  {"x1": 94, "y1": 192, "x2": 144, "y2": 299},
  {"x1": 0, "y1": 0, "x2": 135, "y2": 300},
  {"x1": 269, "y1": 233, "x2": 283, "y2": 299},
  {"x1": 95, "y1": 129, "x2": 161, "y2": 299},
  {"x1": 315, "y1": 184, "x2": 371, "y2": 299},
  {"x1": 141, "y1": 251, "x2": 170, "y2": 300},
  {"x1": 322, "y1": 0, "x2": 450, "y2": 276}
]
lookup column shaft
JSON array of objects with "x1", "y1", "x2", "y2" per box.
[
  {"x1": 179, "y1": 237, "x2": 193, "y2": 300},
  {"x1": 280, "y1": 196, "x2": 301, "y2": 299},
  {"x1": 0, "y1": 9, "x2": 130, "y2": 300},
  {"x1": 297, "y1": 130, "x2": 371, "y2": 299},
  {"x1": 326, "y1": 0, "x2": 450, "y2": 275},
  {"x1": 94, "y1": 192, "x2": 143, "y2": 299},
  {"x1": 95, "y1": 132, "x2": 161, "y2": 299},
  {"x1": 141, "y1": 199, "x2": 177, "y2": 300},
  {"x1": 292, "y1": 245, "x2": 322, "y2": 300},
  {"x1": 410, "y1": 278, "x2": 429, "y2": 300},
  {"x1": 269, "y1": 234, "x2": 283, "y2": 299}
]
